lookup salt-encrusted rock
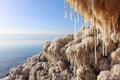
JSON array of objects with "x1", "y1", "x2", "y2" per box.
[
  {"x1": 106, "y1": 39, "x2": 117, "y2": 53},
  {"x1": 111, "y1": 33, "x2": 118, "y2": 43},
  {"x1": 9, "y1": 67, "x2": 16, "y2": 74},
  {"x1": 40, "y1": 53, "x2": 47, "y2": 62},
  {"x1": 22, "y1": 66, "x2": 30, "y2": 76},
  {"x1": 90, "y1": 51, "x2": 103, "y2": 64},
  {"x1": 44, "y1": 34, "x2": 73, "y2": 64},
  {"x1": 65, "y1": 41, "x2": 75, "y2": 48},
  {"x1": 97, "y1": 71, "x2": 111, "y2": 80},
  {"x1": 66, "y1": 36, "x2": 101, "y2": 67},
  {"x1": 15, "y1": 75, "x2": 26, "y2": 80},
  {"x1": 57, "y1": 60, "x2": 66, "y2": 71},
  {"x1": 43, "y1": 41, "x2": 51, "y2": 52},
  {"x1": 41, "y1": 62, "x2": 49, "y2": 71},
  {"x1": 74, "y1": 37, "x2": 82, "y2": 43},
  {"x1": 29, "y1": 63, "x2": 41, "y2": 80},
  {"x1": 111, "y1": 64, "x2": 120, "y2": 77},
  {"x1": 76, "y1": 66, "x2": 96, "y2": 80},
  {"x1": 98, "y1": 57, "x2": 110, "y2": 71},
  {"x1": 97, "y1": 64, "x2": 120, "y2": 80},
  {"x1": 7, "y1": 76, "x2": 16, "y2": 80},
  {"x1": 111, "y1": 51, "x2": 120, "y2": 63},
  {"x1": 58, "y1": 34, "x2": 73, "y2": 44},
  {"x1": 116, "y1": 48, "x2": 120, "y2": 52},
  {"x1": 116, "y1": 32, "x2": 120, "y2": 42},
  {"x1": 74, "y1": 27, "x2": 95, "y2": 39},
  {"x1": 12, "y1": 65, "x2": 23, "y2": 75},
  {"x1": 49, "y1": 66, "x2": 55, "y2": 74},
  {"x1": 2, "y1": 26, "x2": 120, "y2": 80},
  {"x1": 27, "y1": 53, "x2": 41, "y2": 67},
  {"x1": 55, "y1": 66, "x2": 61, "y2": 73}
]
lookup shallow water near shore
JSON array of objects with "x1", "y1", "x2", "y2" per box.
[{"x1": 0, "y1": 35, "x2": 62, "y2": 78}]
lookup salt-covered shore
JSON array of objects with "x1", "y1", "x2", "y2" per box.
[{"x1": 1, "y1": 27, "x2": 120, "y2": 80}]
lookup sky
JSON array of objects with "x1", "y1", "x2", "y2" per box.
[{"x1": 0, "y1": 0, "x2": 83, "y2": 35}]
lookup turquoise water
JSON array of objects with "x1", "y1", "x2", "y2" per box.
[{"x1": 0, "y1": 35, "x2": 62, "y2": 78}]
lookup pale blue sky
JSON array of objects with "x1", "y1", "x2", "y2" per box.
[{"x1": 0, "y1": 0, "x2": 83, "y2": 35}]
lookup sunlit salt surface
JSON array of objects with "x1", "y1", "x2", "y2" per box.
[{"x1": 0, "y1": 35, "x2": 63, "y2": 78}]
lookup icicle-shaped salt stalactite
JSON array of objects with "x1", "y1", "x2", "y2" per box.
[
  {"x1": 77, "y1": 13, "x2": 80, "y2": 24},
  {"x1": 96, "y1": 26, "x2": 99, "y2": 46},
  {"x1": 102, "y1": 26, "x2": 105, "y2": 56},
  {"x1": 74, "y1": 12, "x2": 77, "y2": 33},
  {"x1": 102, "y1": 21, "x2": 109, "y2": 56},
  {"x1": 105, "y1": 40, "x2": 107, "y2": 56},
  {"x1": 64, "y1": 0, "x2": 67, "y2": 19},
  {"x1": 104, "y1": 24, "x2": 108, "y2": 56},
  {"x1": 91, "y1": 0, "x2": 97, "y2": 64},
  {"x1": 112, "y1": 16, "x2": 116, "y2": 35},
  {"x1": 70, "y1": 7, "x2": 72, "y2": 20},
  {"x1": 74, "y1": 0, "x2": 77, "y2": 33},
  {"x1": 94, "y1": 25, "x2": 97, "y2": 63},
  {"x1": 108, "y1": 19, "x2": 111, "y2": 36}
]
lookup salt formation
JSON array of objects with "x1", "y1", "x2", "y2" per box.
[
  {"x1": 2, "y1": 26, "x2": 120, "y2": 80},
  {"x1": 67, "y1": 0, "x2": 120, "y2": 58},
  {"x1": 64, "y1": 0, "x2": 67, "y2": 19},
  {"x1": 97, "y1": 64, "x2": 120, "y2": 80},
  {"x1": 76, "y1": 66, "x2": 96, "y2": 80},
  {"x1": 67, "y1": 0, "x2": 120, "y2": 33},
  {"x1": 1, "y1": 0, "x2": 120, "y2": 80}
]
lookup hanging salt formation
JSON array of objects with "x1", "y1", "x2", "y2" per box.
[
  {"x1": 103, "y1": 26, "x2": 108, "y2": 56},
  {"x1": 67, "y1": 0, "x2": 120, "y2": 67},
  {"x1": 103, "y1": 26, "x2": 105, "y2": 56},
  {"x1": 70, "y1": 7, "x2": 72, "y2": 20},
  {"x1": 74, "y1": 0, "x2": 77, "y2": 33},
  {"x1": 64, "y1": 0, "x2": 77, "y2": 33},
  {"x1": 77, "y1": 13, "x2": 80, "y2": 24},
  {"x1": 74, "y1": 12, "x2": 77, "y2": 33},
  {"x1": 64, "y1": 0, "x2": 67, "y2": 19},
  {"x1": 91, "y1": 0, "x2": 97, "y2": 64},
  {"x1": 94, "y1": 28, "x2": 97, "y2": 64},
  {"x1": 96, "y1": 27, "x2": 99, "y2": 46}
]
